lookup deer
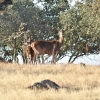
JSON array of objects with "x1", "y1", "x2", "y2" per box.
[
  {"x1": 22, "y1": 32, "x2": 35, "y2": 64},
  {"x1": 0, "y1": 0, "x2": 13, "y2": 10},
  {"x1": 30, "y1": 29, "x2": 66, "y2": 64},
  {"x1": 25, "y1": 45, "x2": 34, "y2": 64}
]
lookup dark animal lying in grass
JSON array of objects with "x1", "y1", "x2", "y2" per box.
[{"x1": 27, "y1": 79, "x2": 61, "y2": 91}]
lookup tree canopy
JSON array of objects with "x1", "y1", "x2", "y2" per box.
[
  {"x1": 0, "y1": 0, "x2": 100, "y2": 63},
  {"x1": 60, "y1": 0, "x2": 100, "y2": 62}
]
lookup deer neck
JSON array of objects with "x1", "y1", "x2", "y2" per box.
[{"x1": 58, "y1": 34, "x2": 63, "y2": 44}]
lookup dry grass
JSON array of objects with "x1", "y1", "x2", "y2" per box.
[{"x1": 0, "y1": 62, "x2": 100, "y2": 100}]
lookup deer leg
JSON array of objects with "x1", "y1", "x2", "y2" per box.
[
  {"x1": 31, "y1": 46, "x2": 39, "y2": 64},
  {"x1": 52, "y1": 44, "x2": 56, "y2": 64},
  {"x1": 26, "y1": 57, "x2": 29, "y2": 64},
  {"x1": 31, "y1": 55, "x2": 33, "y2": 64},
  {"x1": 33, "y1": 54, "x2": 38, "y2": 64},
  {"x1": 37, "y1": 55, "x2": 44, "y2": 64},
  {"x1": 33, "y1": 55, "x2": 36, "y2": 64},
  {"x1": 24, "y1": 54, "x2": 27, "y2": 64},
  {"x1": 52, "y1": 54, "x2": 57, "y2": 64},
  {"x1": 41, "y1": 54, "x2": 44, "y2": 64},
  {"x1": 37, "y1": 55, "x2": 41, "y2": 64},
  {"x1": 52, "y1": 54, "x2": 56, "y2": 64},
  {"x1": 52, "y1": 54, "x2": 54, "y2": 64},
  {"x1": 26, "y1": 53, "x2": 29, "y2": 64},
  {"x1": 27, "y1": 54, "x2": 31, "y2": 64}
]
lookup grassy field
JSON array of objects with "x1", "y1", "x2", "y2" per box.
[{"x1": 0, "y1": 63, "x2": 100, "y2": 100}]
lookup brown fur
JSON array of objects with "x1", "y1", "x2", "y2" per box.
[
  {"x1": 25, "y1": 45, "x2": 34, "y2": 64},
  {"x1": 31, "y1": 29, "x2": 65, "y2": 64}
]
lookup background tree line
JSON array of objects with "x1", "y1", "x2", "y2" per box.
[{"x1": 0, "y1": 0, "x2": 100, "y2": 63}]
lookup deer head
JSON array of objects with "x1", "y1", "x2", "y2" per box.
[{"x1": 57, "y1": 28, "x2": 67, "y2": 36}]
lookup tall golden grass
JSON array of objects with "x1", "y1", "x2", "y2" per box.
[{"x1": 0, "y1": 62, "x2": 100, "y2": 100}]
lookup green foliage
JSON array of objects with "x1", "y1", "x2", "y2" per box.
[
  {"x1": 60, "y1": 0, "x2": 100, "y2": 62},
  {"x1": 0, "y1": 0, "x2": 99, "y2": 63},
  {"x1": 0, "y1": 0, "x2": 69, "y2": 62}
]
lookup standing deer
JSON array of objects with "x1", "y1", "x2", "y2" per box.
[
  {"x1": 31, "y1": 29, "x2": 66, "y2": 64},
  {"x1": 0, "y1": 0, "x2": 13, "y2": 10},
  {"x1": 25, "y1": 45, "x2": 34, "y2": 64},
  {"x1": 22, "y1": 31, "x2": 35, "y2": 64}
]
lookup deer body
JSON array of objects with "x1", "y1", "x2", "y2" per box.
[
  {"x1": 31, "y1": 29, "x2": 64, "y2": 64},
  {"x1": 32, "y1": 40, "x2": 62, "y2": 54}
]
